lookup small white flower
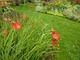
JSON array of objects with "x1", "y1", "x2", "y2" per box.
[{"x1": 35, "y1": 5, "x2": 42, "y2": 11}]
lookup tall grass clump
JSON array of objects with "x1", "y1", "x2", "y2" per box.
[
  {"x1": 0, "y1": 18, "x2": 58, "y2": 60},
  {"x1": 0, "y1": 2, "x2": 59, "y2": 60}
]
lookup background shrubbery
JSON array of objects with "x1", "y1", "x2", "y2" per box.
[{"x1": 34, "y1": 0, "x2": 80, "y2": 22}]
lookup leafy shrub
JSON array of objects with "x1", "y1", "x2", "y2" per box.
[
  {"x1": 0, "y1": 1, "x2": 13, "y2": 13},
  {"x1": 47, "y1": 11, "x2": 63, "y2": 17},
  {"x1": 63, "y1": 5, "x2": 80, "y2": 22},
  {"x1": 75, "y1": 5, "x2": 80, "y2": 14},
  {"x1": 0, "y1": 1, "x2": 21, "y2": 20}
]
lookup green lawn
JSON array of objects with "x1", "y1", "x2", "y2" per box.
[{"x1": 14, "y1": 3, "x2": 80, "y2": 60}]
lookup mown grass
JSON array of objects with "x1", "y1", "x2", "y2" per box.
[{"x1": 14, "y1": 3, "x2": 80, "y2": 60}]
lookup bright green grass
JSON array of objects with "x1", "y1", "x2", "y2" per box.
[{"x1": 14, "y1": 3, "x2": 80, "y2": 60}]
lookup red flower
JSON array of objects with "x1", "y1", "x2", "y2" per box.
[
  {"x1": 7, "y1": 18, "x2": 11, "y2": 22},
  {"x1": 30, "y1": 5, "x2": 32, "y2": 10},
  {"x1": 0, "y1": 3, "x2": 2, "y2": 7},
  {"x1": 52, "y1": 41, "x2": 56, "y2": 47},
  {"x1": 22, "y1": 14, "x2": 26, "y2": 20},
  {"x1": 8, "y1": 2, "x2": 11, "y2": 6},
  {"x1": 4, "y1": 18, "x2": 11, "y2": 22},
  {"x1": 4, "y1": 18, "x2": 8, "y2": 22},
  {"x1": 1, "y1": 1, "x2": 5, "y2": 5},
  {"x1": 52, "y1": 31, "x2": 59, "y2": 41},
  {"x1": 11, "y1": 22, "x2": 21, "y2": 30},
  {"x1": 3, "y1": 30, "x2": 7, "y2": 36},
  {"x1": 30, "y1": 23, "x2": 34, "y2": 27}
]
